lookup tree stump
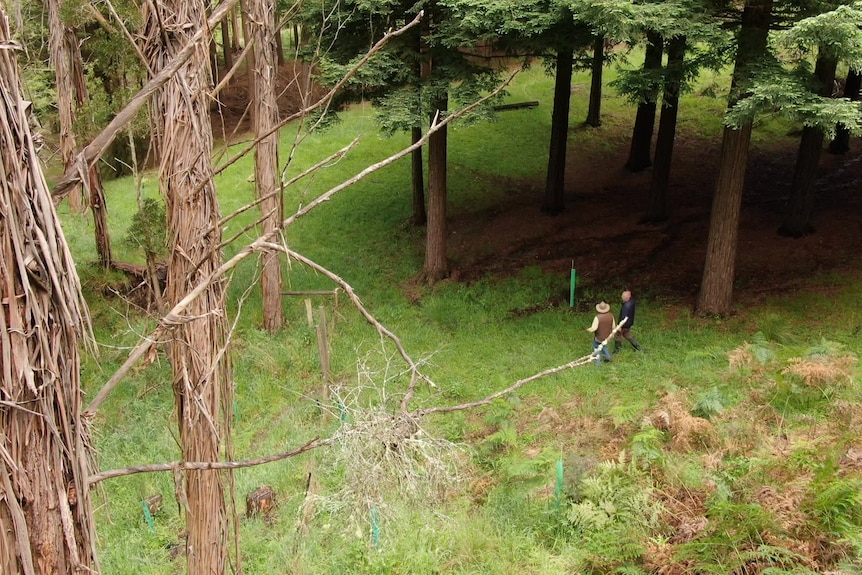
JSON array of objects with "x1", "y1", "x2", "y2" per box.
[{"x1": 246, "y1": 485, "x2": 276, "y2": 519}]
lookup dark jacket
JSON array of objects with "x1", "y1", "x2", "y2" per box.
[{"x1": 619, "y1": 299, "x2": 635, "y2": 328}]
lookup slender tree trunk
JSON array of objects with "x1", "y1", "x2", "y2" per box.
[
  {"x1": 0, "y1": 10, "x2": 99, "y2": 573},
  {"x1": 71, "y1": 28, "x2": 111, "y2": 267},
  {"x1": 424, "y1": 91, "x2": 449, "y2": 282},
  {"x1": 88, "y1": 165, "x2": 112, "y2": 267},
  {"x1": 221, "y1": 19, "x2": 233, "y2": 71},
  {"x1": 50, "y1": 0, "x2": 113, "y2": 266},
  {"x1": 231, "y1": 5, "x2": 242, "y2": 50},
  {"x1": 780, "y1": 51, "x2": 837, "y2": 238},
  {"x1": 142, "y1": 1, "x2": 232, "y2": 572},
  {"x1": 542, "y1": 46, "x2": 574, "y2": 215},
  {"x1": 828, "y1": 69, "x2": 860, "y2": 154},
  {"x1": 274, "y1": 9, "x2": 285, "y2": 66},
  {"x1": 585, "y1": 35, "x2": 604, "y2": 127},
  {"x1": 626, "y1": 31, "x2": 663, "y2": 172},
  {"x1": 249, "y1": 0, "x2": 284, "y2": 332},
  {"x1": 412, "y1": 25, "x2": 427, "y2": 226},
  {"x1": 697, "y1": 0, "x2": 772, "y2": 316},
  {"x1": 47, "y1": 0, "x2": 83, "y2": 213},
  {"x1": 644, "y1": 36, "x2": 686, "y2": 223},
  {"x1": 411, "y1": 126, "x2": 426, "y2": 225}
]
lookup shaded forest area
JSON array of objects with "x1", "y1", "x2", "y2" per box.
[
  {"x1": 446, "y1": 135, "x2": 862, "y2": 307},
  {"x1": 214, "y1": 62, "x2": 862, "y2": 312}
]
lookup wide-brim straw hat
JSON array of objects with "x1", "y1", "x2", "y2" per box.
[{"x1": 596, "y1": 301, "x2": 610, "y2": 313}]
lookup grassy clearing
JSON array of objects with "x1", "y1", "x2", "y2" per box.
[{"x1": 58, "y1": 61, "x2": 862, "y2": 574}]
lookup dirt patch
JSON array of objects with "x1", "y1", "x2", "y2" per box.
[
  {"x1": 210, "y1": 60, "x2": 325, "y2": 142},
  {"x1": 446, "y1": 134, "x2": 862, "y2": 308}
]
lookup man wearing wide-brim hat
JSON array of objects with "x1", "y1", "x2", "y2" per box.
[{"x1": 586, "y1": 301, "x2": 616, "y2": 364}]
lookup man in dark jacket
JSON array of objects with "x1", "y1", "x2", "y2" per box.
[{"x1": 615, "y1": 290, "x2": 641, "y2": 352}]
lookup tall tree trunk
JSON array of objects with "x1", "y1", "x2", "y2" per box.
[
  {"x1": 71, "y1": 30, "x2": 112, "y2": 267},
  {"x1": 697, "y1": 0, "x2": 772, "y2": 316},
  {"x1": 88, "y1": 165, "x2": 112, "y2": 267},
  {"x1": 411, "y1": 126, "x2": 426, "y2": 225},
  {"x1": 50, "y1": 0, "x2": 113, "y2": 267},
  {"x1": 412, "y1": 25, "x2": 427, "y2": 226},
  {"x1": 142, "y1": 1, "x2": 232, "y2": 572},
  {"x1": 644, "y1": 36, "x2": 686, "y2": 223},
  {"x1": 779, "y1": 51, "x2": 837, "y2": 238},
  {"x1": 249, "y1": 0, "x2": 284, "y2": 332},
  {"x1": 542, "y1": 46, "x2": 574, "y2": 215},
  {"x1": 828, "y1": 69, "x2": 860, "y2": 154},
  {"x1": 625, "y1": 31, "x2": 663, "y2": 172},
  {"x1": 47, "y1": 0, "x2": 83, "y2": 213},
  {"x1": 0, "y1": 9, "x2": 99, "y2": 573},
  {"x1": 424, "y1": 91, "x2": 449, "y2": 283},
  {"x1": 221, "y1": 18, "x2": 233, "y2": 72},
  {"x1": 585, "y1": 35, "x2": 604, "y2": 127},
  {"x1": 274, "y1": 9, "x2": 285, "y2": 66},
  {"x1": 231, "y1": 5, "x2": 242, "y2": 50}
]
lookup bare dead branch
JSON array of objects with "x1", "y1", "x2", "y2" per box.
[
  {"x1": 99, "y1": 0, "x2": 154, "y2": 76},
  {"x1": 87, "y1": 437, "x2": 322, "y2": 486},
  {"x1": 411, "y1": 319, "x2": 629, "y2": 417}
]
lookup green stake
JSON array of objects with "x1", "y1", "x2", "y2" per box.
[
  {"x1": 554, "y1": 459, "x2": 564, "y2": 512},
  {"x1": 569, "y1": 267, "x2": 577, "y2": 307},
  {"x1": 370, "y1": 507, "x2": 381, "y2": 549},
  {"x1": 141, "y1": 499, "x2": 156, "y2": 534}
]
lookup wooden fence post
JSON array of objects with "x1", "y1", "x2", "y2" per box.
[
  {"x1": 304, "y1": 298, "x2": 314, "y2": 327},
  {"x1": 316, "y1": 305, "x2": 330, "y2": 394}
]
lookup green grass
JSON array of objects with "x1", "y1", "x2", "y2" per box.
[{"x1": 56, "y1": 62, "x2": 862, "y2": 574}]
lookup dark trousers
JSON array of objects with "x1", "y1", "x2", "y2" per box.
[{"x1": 615, "y1": 328, "x2": 641, "y2": 351}]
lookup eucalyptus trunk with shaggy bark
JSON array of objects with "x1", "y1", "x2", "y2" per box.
[
  {"x1": 47, "y1": 0, "x2": 82, "y2": 214},
  {"x1": 47, "y1": 0, "x2": 112, "y2": 267},
  {"x1": 248, "y1": 0, "x2": 284, "y2": 332},
  {"x1": 696, "y1": 0, "x2": 772, "y2": 316},
  {"x1": 0, "y1": 10, "x2": 99, "y2": 573},
  {"x1": 142, "y1": 1, "x2": 233, "y2": 572}
]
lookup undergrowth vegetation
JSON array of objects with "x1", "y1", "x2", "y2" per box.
[{"x1": 54, "y1": 64, "x2": 862, "y2": 574}]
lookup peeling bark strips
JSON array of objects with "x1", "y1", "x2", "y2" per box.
[
  {"x1": 696, "y1": 0, "x2": 771, "y2": 316},
  {"x1": 141, "y1": 1, "x2": 231, "y2": 572},
  {"x1": 249, "y1": 0, "x2": 284, "y2": 332},
  {"x1": 47, "y1": 0, "x2": 83, "y2": 213},
  {"x1": 47, "y1": 0, "x2": 112, "y2": 267},
  {"x1": 0, "y1": 10, "x2": 98, "y2": 574}
]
